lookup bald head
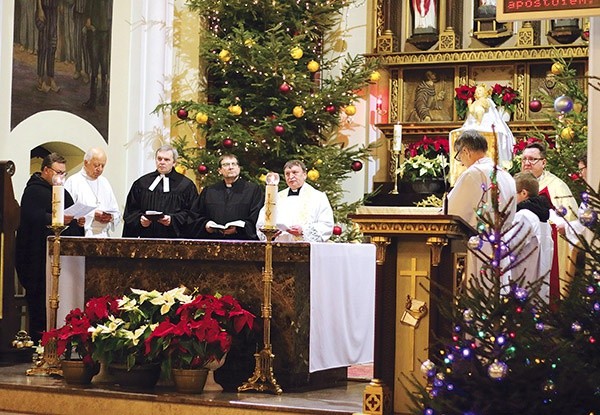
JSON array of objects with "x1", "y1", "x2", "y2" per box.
[{"x1": 83, "y1": 148, "x2": 107, "y2": 179}]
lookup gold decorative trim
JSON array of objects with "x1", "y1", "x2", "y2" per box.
[
  {"x1": 439, "y1": 28, "x2": 457, "y2": 51},
  {"x1": 369, "y1": 45, "x2": 588, "y2": 66},
  {"x1": 426, "y1": 236, "x2": 448, "y2": 267},
  {"x1": 517, "y1": 22, "x2": 535, "y2": 47},
  {"x1": 371, "y1": 236, "x2": 391, "y2": 266},
  {"x1": 353, "y1": 220, "x2": 469, "y2": 238}
]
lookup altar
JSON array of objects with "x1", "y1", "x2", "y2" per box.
[{"x1": 47, "y1": 238, "x2": 376, "y2": 390}]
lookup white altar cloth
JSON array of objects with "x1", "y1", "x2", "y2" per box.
[
  {"x1": 309, "y1": 242, "x2": 376, "y2": 372},
  {"x1": 48, "y1": 241, "x2": 376, "y2": 373}
]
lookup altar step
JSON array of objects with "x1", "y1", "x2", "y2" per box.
[{"x1": 0, "y1": 364, "x2": 366, "y2": 415}]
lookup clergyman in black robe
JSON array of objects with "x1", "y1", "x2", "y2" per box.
[
  {"x1": 190, "y1": 154, "x2": 263, "y2": 240},
  {"x1": 15, "y1": 153, "x2": 85, "y2": 341},
  {"x1": 122, "y1": 145, "x2": 197, "y2": 238}
]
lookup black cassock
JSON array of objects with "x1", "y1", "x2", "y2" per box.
[
  {"x1": 190, "y1": 178, "x2": 264, "y2": 240},
  {"x1": 122, "y1": 169, "x2": 198, "y2": 238},
  {"x1": 15, "y1": 172, "x2": 84, "y2": 340}
]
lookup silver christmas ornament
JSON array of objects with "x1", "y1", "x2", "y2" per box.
[{"x1": 488, "y1": 360, "x2": 508, "y2": 380}]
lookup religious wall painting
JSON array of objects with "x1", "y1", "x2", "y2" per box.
[
  {"x1": 403, "y1": 67, "x2": 454, "y2": 123},
  {"x1": 528, "y1": 61, "x2": 586, "y2": 121},
  {"x1": 11, "y1": 0, "x2": 113, "y2": 141}
]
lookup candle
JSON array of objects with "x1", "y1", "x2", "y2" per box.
[
  {"x1": 52, "y1": 184, "x2": 64, "y2": 226},
  {"x1": 376, "y1": 96, "x2": 383, "y2": 111},
  {"x1": 393, "y1": 123, "x2": 402, "y2": 153},
  {"x1": 264, "y1": 172, "x2": 280, "y2": 229}
]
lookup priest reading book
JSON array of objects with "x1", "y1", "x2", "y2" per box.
[{"x1": 189, "y1": 154, "x2": 264, "y2": 240}]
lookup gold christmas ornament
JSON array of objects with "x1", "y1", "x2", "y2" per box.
[
  {"x1": 219, "y1": 49, "x2": 232, "y2": 62},
  {"x1": 228, "y1": 104, "x2": 243, "y2": 116},
  {"x1": 307, "y1": 168, "x2": 320, "y2": 181},
  {"x1": 369, "y1": 71, "x2": 381, "y2": 82},
  {"x1": 259, "y1": 174, "x2": 267, "y2": 182},
  {"x1": 315, "y1": 159, "x2": 323, "y2": 165},
  {"x1": 307, "y1": 60, "x2": 320, "y2": 73},
  {"x1": 175, "y1": 164, "x2": 187, "y2": 175},
  {"x1": 195, "y1": 112, "x2": 209, "y2": 124},
  {"x1": 244, "y1": 38, "x2": 255, "y2": 47},
  {"x1": 344, "y1": 105, "x2": 357, "y2": 116},
  {"x1": 551, "y1": 62, "x2": 564, "y2": 75},
  {"x1": 292, "y1": 106, "x2": 305, "y2": 118},
  {"x1": 560, "y1": 126, "x2": 575, "y2": 140},
  {"x1": 290, "y1": 46, "x2": 303, "y2": 60}
]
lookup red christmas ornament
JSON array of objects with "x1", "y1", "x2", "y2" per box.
[
  {"x1": 529, "y1": 99, "x2": 542, "y2": 113},
  {"x1": 197, "y1": 164, "x2": 208, "y2": 174},
  {"x1": 222, "y1": 138, "x2": 234, "y2": 148},
  {"x1": 325, "y1": 105, "x2": 336, "y2": 114},
  {"x1": 332, "y1": 225, "x2": 342, "y2": 236},
  {"x1": 279, "y1": 82, "x2": 291, "y2": 94},
  {"x1": 274, "y1": 125, "x2": 285, "y2": 136},
  {"x1": 569, "y1": 172, "x2": 581, "y2": 181},
  {"x1": 351, "y1": 160, "x2": 363, "y2": 171},
  {"x1": 176, "y1": 108, "x2": 188, "y2": 120}
]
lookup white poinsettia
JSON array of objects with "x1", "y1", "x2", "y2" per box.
[
  {"x1": 399, "y1": 153, "x2": 449, "y2": 181},
  {"x1": 150, "y1": 286, "x2": 193, "y2": 315},
  {"x1": 130, "y1": 288, "x2": 162, "y2": 304}
]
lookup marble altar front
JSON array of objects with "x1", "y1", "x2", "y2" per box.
[{"x1": 51, "y1": 237, "x2": 375, "y2": 390}]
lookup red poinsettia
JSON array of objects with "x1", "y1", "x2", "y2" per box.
[
  {"x1": 144, "y1": 293, "x2": 255, "y2": 371},
  {"x1": 491, "y1": 83, "x2": 521, "y2": 113},
  {"x1": 41, "y1": 295, "x2": 119, "y2": 365},
  {"x1": 405, "y1": 135, "x2": 449, "y2": 159},
  {"x1": 454, "y1": 85, "x2": 476, "y2": 120}
]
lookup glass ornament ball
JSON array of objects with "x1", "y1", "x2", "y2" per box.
[
  {"x1": 222, "y1": 138, "x2": 234, "y2": 148},
  {"x1": 197, "y1": 164, "x2": 208, "y2": 175},
  {"x1": 556, "y1": 206, "x2": 568, "y2": 217},
  {"x1": 554, "y1": 95, "x2": 574, "y2": 113},
  {"x1": 571, "y1": 321, "x2": 582, "y2": 333},
  {"x1": 274, "y1": 125, "x2": 285, "y2": 136},
  {"x1": 488, "y1": 361, "x2": 508, "y2": 380},
  {"x1": 579, "y1": 207, "x2": 597, "y2": 227},
  {"x1": 581, "y1": 192, "x2": 590, "y2": 203},
  {"x1": 463, "y1": 309, "x2": 474, "y2": 323},
  {"x1": 529, "y1": 98, "x2": 542, "y2": 112},
  {"x1": 514, "y1": 287, "x2": 529, "y2": 302},
  {"x1": 176, "y1": 108, "x2": 188, "y2": 120},
  {"x1": 467, "y1": 236, "x2": 482, "y2": 250},
  {"x1": 420, "y1": 359, "x2": 435, "y2": 375},
  {"x1": 351, "y1": 160, "x2": 363, "y2": 171},
  {"x1": 332, "y1": 225, "x2": 342, "y2": 236}
]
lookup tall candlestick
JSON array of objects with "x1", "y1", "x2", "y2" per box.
[
  {"x1": 393, "y1": 123, "x2": 402, "y2": 153},
  {"x1": 264, "y1": 172, "x2": 280, "y2": 229},
  {"x1": 52, "y1": 184, "x2": 64, "y2": 226}
]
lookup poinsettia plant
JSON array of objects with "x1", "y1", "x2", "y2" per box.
[
  {"x1": 144, "y1": 293, "x2": 255, "y2": 373},
  {"x1": 454, "y1": 85, "x2": 476, "y2": 120},
  {"x1": 400, "y1": 136, "x2": 450, "y2": 182},
  {"x1": 90, "y1": 287, "x2": 193, "y2": 369},
  {"x1": 41, "y1": 295, "x2": 119, "y2": 366},
  {"x1": 491, "y1": 83, "x2": 521, "y2": 114}
]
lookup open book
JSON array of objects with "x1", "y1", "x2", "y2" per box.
[
  {"x1": 145, "y1": 210, "x2": 165, "y2": 221},
  {"x1": 206, "y1": 220, "x2": 246, "y2": 230}
]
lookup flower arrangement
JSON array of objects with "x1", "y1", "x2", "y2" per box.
[
  {"x1": 42, "y1": 295, "x2": 119, "y2": 366},
  {"x1": 90, "y1": 287, "x2": 194, "y2": 369},
  {"x1": 454, "y1": 85, "x2": 476, "y2": 120},
  {"x1": 400, "y1": 135, "x2": 450, "y2": 182},
  {"x1": 144, "y1": 293, "x2": 255, "y2": 373},
  {"x1": 491, "y1": 83, "x2": 521, "y2": 114}
]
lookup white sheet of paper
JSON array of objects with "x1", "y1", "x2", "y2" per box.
[{"x1": 64, "y1": 202, "x2": 96, "y2": 218}]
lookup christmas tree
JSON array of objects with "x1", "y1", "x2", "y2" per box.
[
  {"x1": 156, "y1": 0, "x2": 379, "y2": 241},
  {"x1": 405, "y1": 140, "x2": 599, "y2": 414}
]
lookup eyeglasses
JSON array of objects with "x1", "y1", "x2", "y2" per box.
[
  {"x1": 48, "y1": 166, "x2": 68, "y2": 176},
  {"x1": 454, "y1": 148, "x2": 463, "y2": 161},
  {"x1": 220, "y1": 162, "x2": 238, "y2": 168},
  {"x1": 521, "y1": 157, "x2": 544, "y2": 165}
]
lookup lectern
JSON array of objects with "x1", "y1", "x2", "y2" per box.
[{"x1": 350, "y1": 207, "x2": 473, "y2": 414}]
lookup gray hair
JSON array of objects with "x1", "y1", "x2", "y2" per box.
[{"x1": 156, "y1": 144, "x2": 178, "y2": 161}]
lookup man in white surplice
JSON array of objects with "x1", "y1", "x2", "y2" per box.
[
  {"x1": 257, "y1": 160, "x2": 334, "y2": 242},
  {"x1": 65, "y1": 147, "x2": 121, "y2": 237}
]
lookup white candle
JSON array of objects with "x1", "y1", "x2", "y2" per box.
[
  {"x1": 393, "y1": 123, "x2": 402, "y2": 152},
  {"x1": 52, "y1": 184, "x2": 64, "y2": 226},
  {"x1": 264, "y1": 172, "x2": 280, "y2": 229}
]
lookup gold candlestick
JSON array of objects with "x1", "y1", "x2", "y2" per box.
[
  {"x1": 238, "y1": 227, "x2": 282, "y2": 394},
  {"x1": 27, "y1": 224, "x2": 67, "y2": 376}
]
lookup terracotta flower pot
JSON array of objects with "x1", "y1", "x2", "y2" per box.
[
  {"x1": 172, "y1": 368, "x2": 209, "y2": 394},
  {"x1": 61, "y1": 360, "x2": 100, "y2": 385}
]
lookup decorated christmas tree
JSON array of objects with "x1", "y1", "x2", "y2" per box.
[
  {"x1": 405, "y1": 139, "x2": 599, "y2": 414},
  {"x1": 156, "y1": 0, "x2": 379, "y2": 241}
]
